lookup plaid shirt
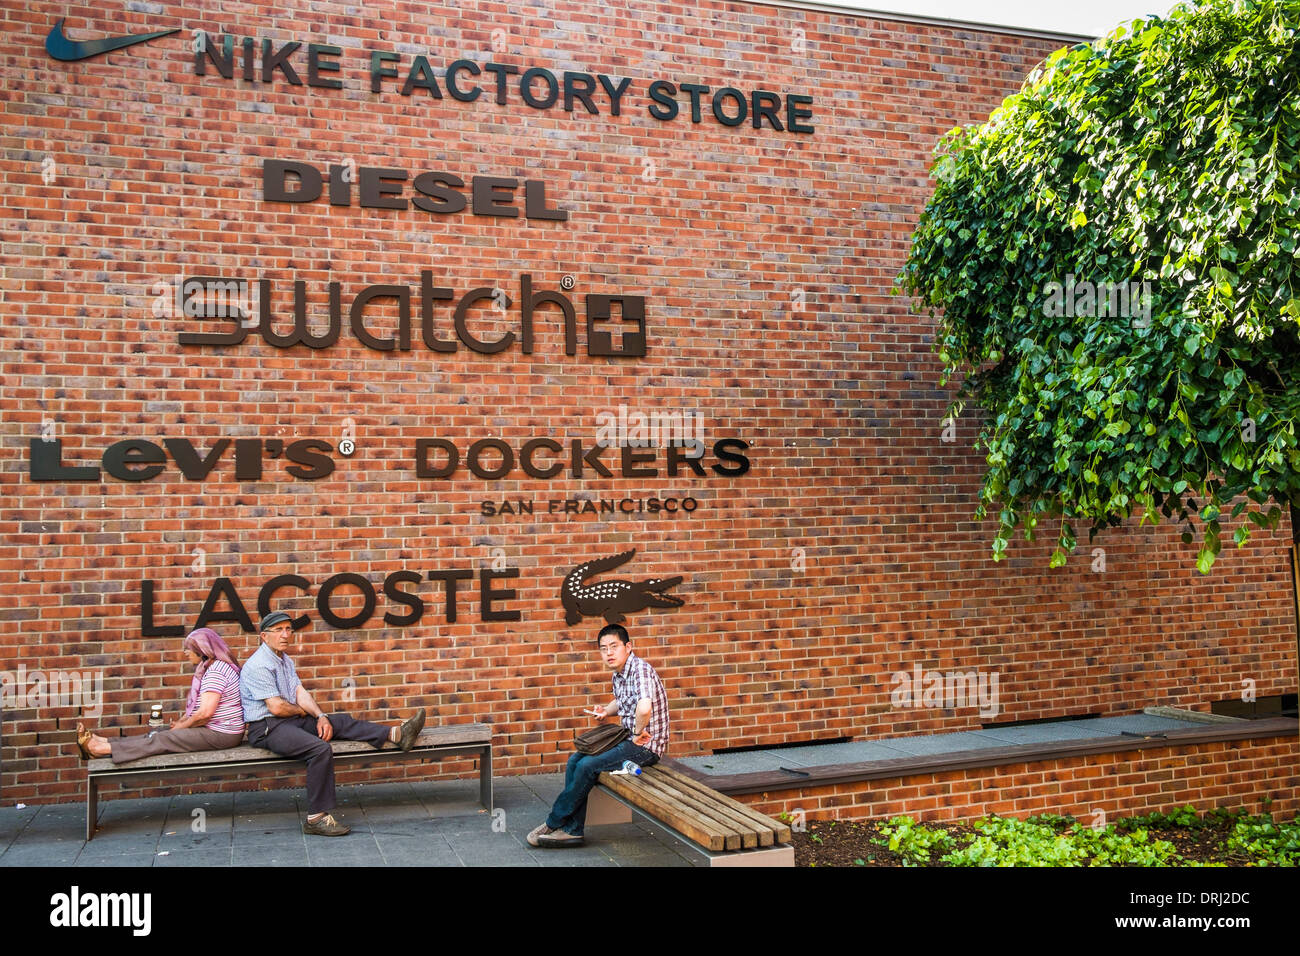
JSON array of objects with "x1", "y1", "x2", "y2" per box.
[{"x1": 612, "y1": 651, "x2": 669, "y2": 756}]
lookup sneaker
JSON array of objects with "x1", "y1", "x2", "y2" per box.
[
  {"x1": 537, "y1": 829, "x2": 584, "y2": 848},
  {"x1": 526, "y1": 823, "x2": 555, "y2": 847},
  {"x1": 397, "y1": 708, "x2": 427, "y2": 752},
  {"x1": 304, "y1": 813, "x2": 351, "y2": 837}
]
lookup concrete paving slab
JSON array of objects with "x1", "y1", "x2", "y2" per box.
[
  {"x1": 372, "y1": 834, "x2": 457, "y2": 863},
  {"x1": 426, "y1": 812, "x2": 496, "y2": 834},
  {"x1": 378, "y1": 847, "x2": 463, "y2": 867},
  {"x1": 366, "y1": 818, "x2": 448, "y2": 839},
  {"x1": 767, "y1": 741, "x2": 921, "y2": 763},
  {"x1": 165, "y1": 796, "x2": 233, "y2": 829},
  {"x1": 535, "y1": 852, "x2": 619, "y2": 866},
  {"x1": 232, "y1": 845, "x2": 308, "y2": 867},
  {"x1": 99, "y1": 795, "x2": 172, "y2": 820},
  {"x1": 1072, "y1": 715, "x2": 1206, "y2": 735},
  {"x1": 156, "y1": 831, "x2": 231, "y2": 852},
  {"x1": 679, "y1": 712, "x2": 1221, "y2": 783},
  {"x1": 360, "y1": 802, "x2": 434, "y2": 825},
  {"x1": 0, "y1": 806, "x2": 41, "y2": 849},
  {"x1": 351, "y1": 782, "x2": 417, "y2": 804},
  {"x1": 968, "y1": 724, "x2": 1109, "y2": 745},
  {"x1": 306, "y1": 840, "x2": 387, "y2": 866},
  {"x1": 232, "y1": 826, "x2": 307, "y2": 848},
  {"x1": 861, "y1": 732, "x2": 1004, "y2": 756},
  {"x1": 74, "y1": 850, "x2": 159, "y2": 867},
  {"x1": 153, "y1": 847, "x2": 234, "y2": 867},
  {"x1": 680, "y1": 750, "x2": 804, "y2": 773},
  {"x1": 73, "y1": 830, "x2": 160, "y2": 854},
  {"x1": 234, "y1": 811, "x2": 303, "y2": 829},
  {"x1": 232, "y1": 790, "x2": 303, "y2": 812},
  {"x1": 0, "y1": 842, "x2": 82, "y2": 866}
]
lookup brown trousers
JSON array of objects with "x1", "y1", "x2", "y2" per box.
[{"x1": 109, "y1": 726, "x2": 245, "y2": 763}]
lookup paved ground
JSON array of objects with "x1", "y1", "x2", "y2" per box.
[
  {"x1": 2, "y1": 712, "x2": 1221, "y2": 866},
  {"x1": 0, "y1": 773, "x2": 701, "y2": 867},
  {"x1": 677, "y1": 713, "x2": 1215, "y2": 774}
]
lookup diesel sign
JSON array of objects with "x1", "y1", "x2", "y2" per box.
[{"x1": 263, "y1": 159, "x2": 568, "y2": 220}]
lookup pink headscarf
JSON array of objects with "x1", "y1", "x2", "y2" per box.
[{"x1": 182, "y1": 628, "x2": 240, "y2": 716}]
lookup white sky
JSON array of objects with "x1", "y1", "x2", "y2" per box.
[{"x1": 805, "y1": 0, "x2": 1180, "y2": 37}]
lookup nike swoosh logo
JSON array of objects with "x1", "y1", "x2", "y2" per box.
[{"x1": 45, "y1": 18, "x2": 179, "y2": 61}]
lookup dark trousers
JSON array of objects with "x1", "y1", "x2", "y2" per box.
[
  {"x1": 545, "y1": 741, "x2": 658, "y2": 837},
  {"x1": 247, "y1": 713, "x2": 390, "y2": 814}
]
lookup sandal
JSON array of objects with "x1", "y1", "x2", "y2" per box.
[{"x1": 75, "y1": 722, "x2": 93, "y2": 760}]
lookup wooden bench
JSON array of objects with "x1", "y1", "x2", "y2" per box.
[
  {"x1": 85, "y1": 723, "x2": 492, "y2": 840},
  {"x1": 592, "y1": 760, "x2": 793, "y2": 866}
]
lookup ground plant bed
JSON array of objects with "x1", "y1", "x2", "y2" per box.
[{"x1": 789, "y1": 806, "x2": 1300, "y2": 867}]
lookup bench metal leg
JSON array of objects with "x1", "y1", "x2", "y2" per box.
[
  {"x1": 86, "y1": 776, "x2": 98, "y2": 842},
  {"x1": 586, "y1": 786, "x2": 634, "y2": 825},
  {"x1": 706, "y1": 844, "x2": 795, "y2": 867},
  {"x1": 479, "y1": 745, "x2": 493, "y2": 811}
]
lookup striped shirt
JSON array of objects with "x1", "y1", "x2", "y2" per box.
[
  {"x1": 612, "y1": 651, "x2": 669, "y2": 757},
  {"x1": 240, "y1": 642, "x2": 302, "y2": 723},
  {"x1": 188, "y1": 659, "x2": 245, "y2": 734}
]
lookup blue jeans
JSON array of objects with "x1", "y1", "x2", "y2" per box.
[{"x1": 545, "y1": 741, "x2": 658, "y2": 836}]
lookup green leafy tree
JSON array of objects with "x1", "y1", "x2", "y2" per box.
[{"x1": 899, "y1": 0, "x2": 1300, "y2": 572}]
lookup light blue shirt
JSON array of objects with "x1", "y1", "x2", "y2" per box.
[{"x1": 240, "y1": 642, "x2": 302, "y2": 723}]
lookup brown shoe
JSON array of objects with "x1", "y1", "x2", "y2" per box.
[
  {"x1": 397, "y1": 707, "x2": 426, "y2": 752},
  {"x1": 304, "y1": 813, "x2": 351, "y2": 837},
  {"x1": 74, "y1": 722, "x2": 93, "y2": 761},
  {"x1": 526, "y1": 823, "x2": 556, "y2": 847},
  {"x1": 537, "y1": 828, "x2": 584, "y2": 848}
]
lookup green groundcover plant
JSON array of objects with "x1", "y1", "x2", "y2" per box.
[
  {"x1": 875, "y1": 808, "x2": 1299, "y2": 866},
  {"x1": 898, "y1": 0, "x2": 1300, "y2": 570}
]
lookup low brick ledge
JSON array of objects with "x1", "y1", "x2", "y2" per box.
[{"x1": 666, "y1": 716, "x2": 1299, "y2": 795}]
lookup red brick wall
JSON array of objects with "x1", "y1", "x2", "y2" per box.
[
  {"x1": 1, "y1": 1, "x2": 1295, "y2": 806},
  {"x1": 736, "y1": 735, "x2": 1300, "y2": 822}
]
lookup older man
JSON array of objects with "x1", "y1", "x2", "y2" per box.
[
  {"x1": 240, "y1": 610, "x2": 426, "y2": 837},
  {"x1": 527, "y1": 623, "x2": 669, "y2": 848}
]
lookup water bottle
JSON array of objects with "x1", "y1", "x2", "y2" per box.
[{"x1": 621, "y1": 760, "x2": 642, "y2": 776}]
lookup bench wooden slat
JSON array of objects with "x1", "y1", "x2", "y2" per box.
[
  {"x1": 633, "y1": 769, "x2": 760, "y2": 849},
  {"x1": 599, "y1": 770, "x2": 732, "y2": 852},
  {"x1": 654, "y1": 764, "x2": 792, "y2": 843},
  {"x1": 641, "y1": 767, "x2": 772, "y2": 847}
]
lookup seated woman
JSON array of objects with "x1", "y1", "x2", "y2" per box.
[{"x1": 76, "y1": 628, "x2": 245, "y2": 762}]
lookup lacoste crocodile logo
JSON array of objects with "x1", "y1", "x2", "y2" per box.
[
  {"x1": 45, "y1": 18, "x2": 179, "y2": 62},
  {"x1": 561, "y1": 548, "x2": 684, "y2": 627}
]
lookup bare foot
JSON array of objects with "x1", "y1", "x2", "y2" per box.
[{"x1": 88, "y1": 735, "x2": 112, "y2": 758}]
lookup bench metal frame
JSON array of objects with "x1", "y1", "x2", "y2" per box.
[{"x1": 86, "y1": 736, "x2": 492, "y2": 840}]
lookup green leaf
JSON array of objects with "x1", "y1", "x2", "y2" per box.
[{"x1": 896, "y1": 0, "x2": 1300, "y2": 577}]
